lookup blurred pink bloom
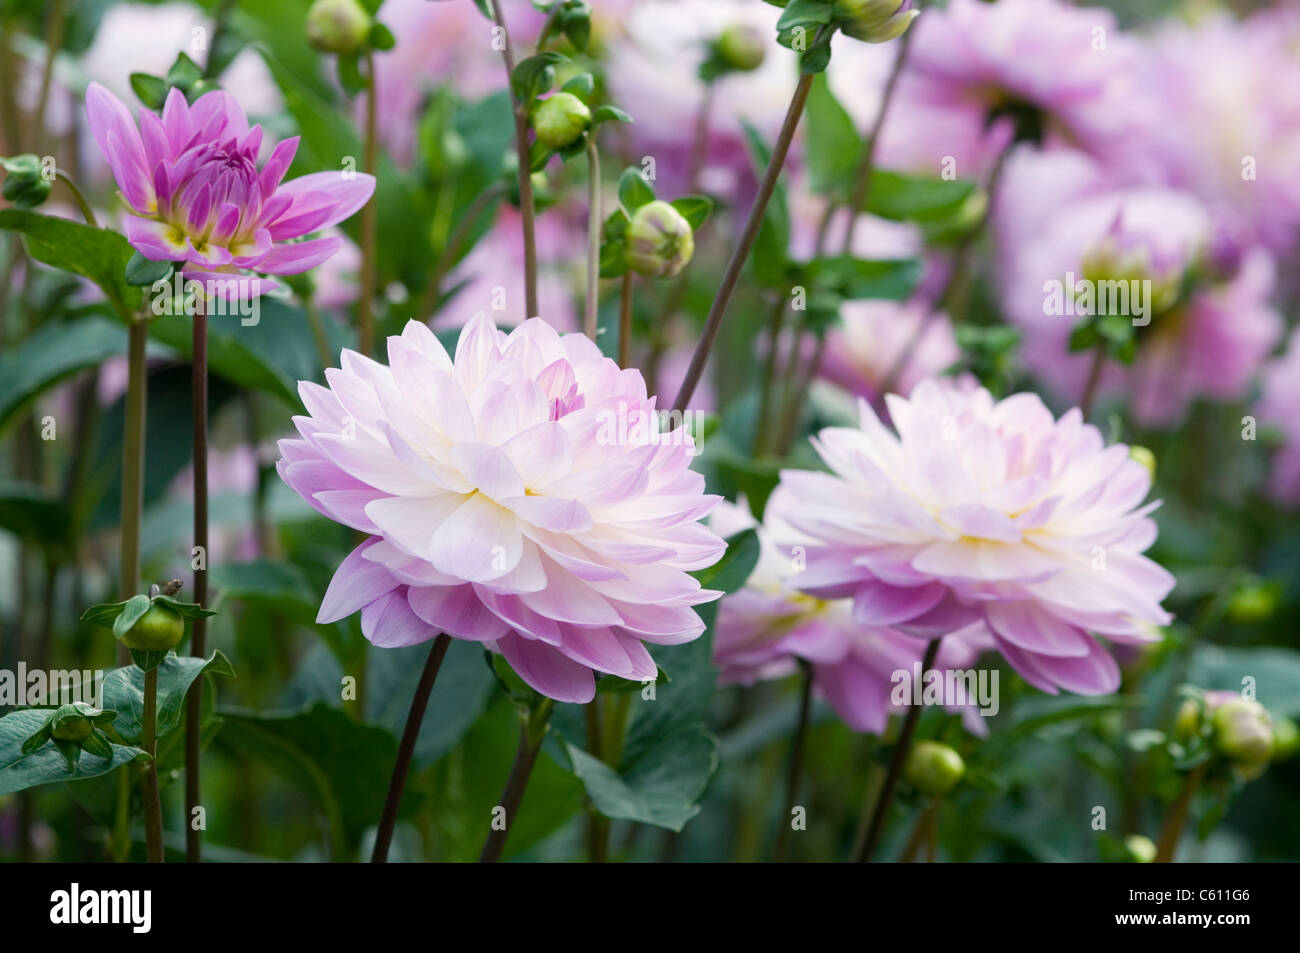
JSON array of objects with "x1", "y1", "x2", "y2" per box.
[
  {"x1": 768, "y1": 380, "x2": 1174, "y2": 697},
  {"x1": 278, "y1": 314, "x2": 726, "y2": 702},
  {"x1": 1142, "y1": 12, "x2": 1300, "y2": 254},
  {"x1": 997, "y1": 153, "x2": 1282, "y2": 426},
  {"x1": 874, "y1": 0, "x2": 1152, "y2": 180},
  {"x1": 85, "y1": 83, "x2": 374, "y2": 288},
  {"x1": 819, "y1": 300, "x2": 959, "y2": 401},
  {"x1": 712, "y1": 500, "x2": 988, "y2": 734},
  {"x1": 1257, "y1": 329, "x2": 1300, "y2": 505}
]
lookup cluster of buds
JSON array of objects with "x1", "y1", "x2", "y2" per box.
[{"x1": 1174, "y1": 690, "x2": 1295, "y2": 780}]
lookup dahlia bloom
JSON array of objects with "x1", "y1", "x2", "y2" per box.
[
  {"x1": 712, "y1": 500, "x2": 988, "y2": 734},
  {"x1": 818, "y1": 300, "x2": 959, "y2": 401},
  {"x1": 278, "y1": 314, "x2": 727, "y2": 702},
  {"x1": 997, "y1": 154, "x2": 1282, "y2": 427},
  {"x1": 873, "y1": 0, "x2": 1152, "y2": 179},
  {"x1": 768, "y1": 380, "x2": 1175, "y2": 696},
  {"x1": 1256, "y1": 329, "x2": 1300, "y2": 506},
  {"x1": 85, "y1": 82, "x2": 374, "y2": 291}
]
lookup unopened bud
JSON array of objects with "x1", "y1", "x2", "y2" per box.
[
  {"x1": 306, "y1": 0, "x2": 372, "y2": 55},
  {"x1": 1226, "y1": 580, "x2": 1280, "y2": 624},
  {"x1": 717, "y1": 23, "x2": 766, "y2": 72},
  {"x1": 1, "y1": 154, "x2": 52, "y2": 209},
  {"x1": 533, "y1": 92, "x2": 591, "y2": 149},
  {"x1": 121, "y1": 603, "x2": 186, "y2": 652},
  {"x1": 903, "y1": 740, "x2": 965, "y2": 797},
  {"x1": 1124, "y1": 834, "x2": 1157, "y2": 864},
  {"x1": 836, "y1": 0, "x2": 919, "y2": 44},
  {"x1": 626, "y1": 200, "x2": 695, "y2": 278},
  {"x1": 1128, "y1": 445, "x2": 1156, "y2": 481},
  {"x1": 1211, "y1": 698, "x2": 1273, "y2": 768}
]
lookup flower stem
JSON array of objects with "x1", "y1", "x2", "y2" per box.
[
  {"x1": 479, "y1": 695, "x2": 555, "y2": 863},
  {"x1": 490, "y1": 0, "x2": 538, "y2": 319},
  {"x1": 372, "y1": 632, "x2": 452, "y2": 862},
  {"x1": 898, "y1": 803, "x2": 939, "y2": 862},
  {"x1": 358, "y1": 49, "x2": 378, "y2": 357},
  {"x1": 774, "y1": 658, "x2": 814, "y2": 862},
  {"x1": 118, "y1": 314, "x2": 148, "y2": 666},
  {"x1": 141, "y1": 666, "x2": 165, "y2": 863},
  {"x1": 56, "y1": 171, "x2": 98, "y2": 228},
  {"x1": 618, "y1": 273, "x2": 633, "y2": 369},
  {"x1": 1154, "y1": 762, "x2": 1207, "y2": 863},
  {"x1": 670, "y1": 59, "x2": 821, "y2": 414},
  {"x1": 856, "y1": 638, "x2": 940, "y2": 862},
  {"x1": 584, "y1": 136, "x2": 601, "y2": 341},
  {"x1": 1080, "y1": 343, "x2": 1107, "y2": 420},
  {"x1": 185, "y1": 297, "x2": 209, "y2": 863},
  {"x1": 585, "y1": 699, "x2": 609, "y2": 862}
]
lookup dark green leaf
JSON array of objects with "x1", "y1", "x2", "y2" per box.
[
  {"x1": 0, "y1": 710, "x2": 147, "y2": 796},
  {"x1": 618, "y1": 167, "x2": 655, "y2": 211},
  {"x1": 592, "y1": 104, "x2": 633, "y2": 125},
  {"x1": 0, "y1": 209, "x2": 139, "y2": 317},
  {"x1": 100, "y1": 652, "x2": 234, "y2": 746},
  {"x1": 124, "y1": 251, "x2": 174, "y2": 286},
  {"x1": 670, "y1": 195, "x2": 713, "y2": 230},
  {"x1": 111, "y1": 594, "x2": 152, "y2": 640}
]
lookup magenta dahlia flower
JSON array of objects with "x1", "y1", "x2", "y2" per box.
[
  {"x1": 278, "y1": 314, "x2": 727, "y2": 702},
  {"x1": 85, "y1": 82, "x2": 374, "y2": 289},
  {"x1": 767, "y1": 379, "x2": 1175, "y2": 696},
  {"x1": 712, "y1": 500, "x2": 990, "y2": 734}
]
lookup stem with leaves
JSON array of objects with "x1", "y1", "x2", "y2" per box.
[
  {"x1": 856, "y1": 638, "x2": 940, "y2": 862},
  {"x1": 490, "y1": 0, "x2": 539, "y2": 319},
  {"x1": 480, "y1": 695, "x2": 555, "y2": 863},
  {"x1": 372, "y1": 633, "x2": 452, "y2": 862}
]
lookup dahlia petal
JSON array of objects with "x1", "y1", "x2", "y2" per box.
[
  {"x1": 429, "y1": 492, "x2": 523, "y2": 582},
  {"x1": 271, "y1": 171, "x2": 375, "y2": 230},
  {"x1": 497, "y1": 632, "x2": 596, "y2": 704},
  {"x1": 407, "y1": 584, "x2": 511, "y2": 641},
  {"x1": 851, "y1": 579, "x2": 947, "y2": 626},
  {"x1": 318, "y1": 539, "x2": 398, "y2": 624},
  {"x1": 253, "y1": 236, "x2": 343, "y2": 275},
  {"x1": 362, "y1": 589, "x2": 436, "y2": 648},
  {"x1": 985, "y1": 600, "x2": 1092, "y2": 658},
  {"x1": 122, "y1": 216, "x2": 188, "y2": 261}
]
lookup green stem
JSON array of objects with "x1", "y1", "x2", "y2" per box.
[
  {"x1": 479, "y1": 696, "x2": 555, "y2": 863},
  {"x1": 304, "y1": 298, "x2": 333, "y2": 373},
  {"x1": 185, "y1": 299, "x2": 209, "y2": 863},
  {"x1": 372, "y1": 633, "x2": 452, "y2": 862},
  {"x1": 585, "y1": 700, "x2": 608, "y2": 863},
  {"x1": 1154, "y1": 762, "x2": 1207, "y2": 863},
  {"x1": 618, "y1": 273, "x2": 632, "y2": 369},
  {"x1": 856, "y1": 638, "x2": 940, "y2": 862},
  {"x1": 358, "y1": 49, "x2": 378, "y2": 357},
  {"x1": 670, "y1": 42, "x2": 826, "y2": 414},
  {"x1": 55, "y1": 171, "x2": 97, "y2": 227},
  {"x1": 584, "y1": 136, "x2": 601, "y2": 341},
  {"x1": 141, "y1": 666, "x2": 165, "y2": 863},
  {"x1": 118, "y1": 315, "x2": 148, "y2": 666},
  {"x1": 489, "y1": 0, "x2": 538, "y2": 319},
  {"x1": 774, "y1": 659, "x2": 813, "y2": 862}
]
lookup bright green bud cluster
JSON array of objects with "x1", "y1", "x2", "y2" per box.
[
  {"x1": 625, "y1": 200, "x2": 695, "y2": 278},
  {"x1": 903, "y1": 740, "x2": 965, "y2": 797},
  {"x1": 1, "y1": 154, "x2": 52, "y2": 209},
  {"x1": 306, "y1": 0, "x2": 372, "y2": 55},
  {"x1": 533, "y1": 92, "x2": 592, "y2": 149}
]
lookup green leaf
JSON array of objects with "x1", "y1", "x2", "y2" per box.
[
  {"x1": 99, "y1": 652, "x2": 234, "y2": 746},
  {"x1": 566, "y1": 729, "x2": 718, "y2": 831},
  {"x1": 209, "y1": 558, "x2": 318, "y2": 623},
  {"x1": 561, "y1": 72, "x2": 594, "y2": 98},
  {"x1": 150, "y1": 595, "x2": 217, "y2": 621},
  {"x1": 693, "y1": 528, "x2": 761, "y2": 596},
  {"x1": 368, "y1": 22, "x2": 396, "y2": 51},
  {"x1": 618, "y1": 167, "x2": 655, "y2": 211},
  {"x1": 0, "y1": 209, "x2": 139, "y2": 317},
  {"x1": 165, "y1": 52, "x2": 202, "y2": 91},
  {"x1": 0, "y1": 316, "x2": 129, "y2": 433},
  {"x1": 111, "y1": 594, "x2": 152, "y2": 640},
  {"x1": 592, "y1": 104, "x2": 633, "y2": 125},
  {"x1": 604, "y1": 208, "x2": 629, "y2": 242},
  {"x1": 806, "y1": 255, "x2": 922, "y2": 300},
  {"x1": 511, "y1": 52, "x2": 566, "y2": 103},
  {"x1": 597, "y1": 668, "x2": 669, "y2": 695},
  {"x1": 670, "y1": 195, "x2": 713, "y2": 230},
  {"x1": 863, "y1": 170, "x2": 977, "y2": 222},
  {"x1": 599, "y1": 240, "x2": 629, "y2": 279},
  {"x1": 336, "y1": 53, "x2": 366, "y2": 97},
  {"x1": 129, "y1": 72, "x2": 168, "y2": 110},
  {"x1": 805, "y1": 73, "x2": 862, "y2": 198},
  {"x1": 128, "y1": 648, "x2": 170, "y2": 673},
  {"x1": 0, "y1": 710, "x2": 148, "y2": 796},
  {"x1": 124, "y1": 251, "x2": 174, "y2": 286},
  {"x1": 80, "y1": 599, "x2": 129, "y2": 628},
  {"x1": 777, "y1": 0, "x2": 835, "y2": 32}
]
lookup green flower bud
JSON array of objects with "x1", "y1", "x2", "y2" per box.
[
  {"x1": 1174, "y1": 698, "x2": 1203, "y2": 744},
  {"x1": 50, "y1": 713, "x2": 93, "y2": 743},
  {"x1": 1, "y1": 154, "x2": 52, "y2": 209},
  {"x1": 533, "y1": 92, "x2": 592, "y2": 149},
  {"x1": 122, "y1": 603, "x2": 186, "y2": 652},
  {"x1": 717, "y1": 23, "x2": 766, "y2": 72},
  {"x1": 306, "y1": 0, "x2": 372, "y2": 55},
  {"x1": 1272, "y1": 717, "x2": 1299, "y2": 761},
  {"x1": 1226, "y1": 580, "x2": 1280, "y2": 624},
  {"x1": 903, "y1": 740, "x2": 965, "y2": 797},
  {"x1": 1211, "y1": 698, "x2": 1273, "y2": 767},
  {"x1": 1124, "y1": 834, "x2": 1157, "y2": 864},
  {"x1": 1128, "y1": 445, "x2": 1156, "y2": 481},
  {"x1": 626, "y1": 200, "x2": 695, "y2": 278},
  {"x1": 836, "y1": 0, "x2": 919, "y2": 44}
]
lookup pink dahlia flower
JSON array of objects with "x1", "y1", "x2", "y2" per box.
[
  {"x1": 1257, "y1": 329, "x2": 1300, "y2": 506},
  {"x1": 712, "y1": 500, "x2": 989, "y2": 734},
  {"x1": 767, "y1": 380, "x2": 1175, "y2": 696},
  {"x1": 873, "y1": 0, "x2": 1152, "y2": 180},
  {"x1": 278, "y1": 314, "x2": 727, "y2": 702},
  {"x1": 85, "y1": 82, "x2": 374, "y2": 290}
]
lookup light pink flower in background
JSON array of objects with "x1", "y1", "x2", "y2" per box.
[
  {"x1": 996, "y1": 154, "x2": 1282, "y2": 427},
  {"x1": 85, "y1": 83, "x2": 375, "y2": 292},
  {"x1": 818, "y1": 300, "x2": 960, "y2": 401},
  {"x1": 1256, "y1": 329, "x2": 1300, "y2": 506},
  {"x1": 278, "y1": 314, "x2": 727, "y2": 702},
  {"x1": 768, "y1": 379, "x2": 1174, "y2": 697},
  {"x1": 1143, "y1": 12, "x2": 1300, "y2": 255},
  {"x1": 873, "y1": 0, "x2": 1153, "y2": 180},
  {"x1": 712, "y1": 500, "x2": 989, "y2": 734}
]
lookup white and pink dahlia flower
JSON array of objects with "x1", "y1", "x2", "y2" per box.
[
  {"x1": 277, "y1": 314, "x2": 727, "y2": 703},
  {"x1": 767, "y1": 380, "x2": 1175, "y2": 696}
]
